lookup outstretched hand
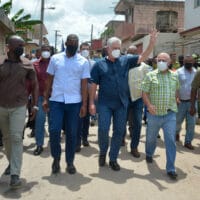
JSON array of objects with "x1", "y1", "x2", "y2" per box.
[{"x1": 149, "y1": 29, "x2": 159, "y2": 44}]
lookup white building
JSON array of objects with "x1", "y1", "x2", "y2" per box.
[
  {"x1": 180, "y1": 0, "x2": 200, "y2": 55},
  {"x1": 185, "y1": 0, "x2": 200, "y2": 29}
]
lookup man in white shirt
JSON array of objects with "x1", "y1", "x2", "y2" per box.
[
  {"x1": 43, "y1": 34, "x2": 90, "y2": 174},
  {"x1": 176, "y1": 55, "x2": 196, "y2": 149},
  {"x1": 128, "y1": 54, "x2": 151, "y2": 157}
]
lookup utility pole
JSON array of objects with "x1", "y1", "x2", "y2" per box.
[
  {"x1": 55, "y1": 30, "x2": 61, "y2": 53},
  {"x1": 39, "y1": 0, "x2": 45, "y2": 48},
  {"x1": 90, "y1": 24, "x2": 93, "y2": 45}
]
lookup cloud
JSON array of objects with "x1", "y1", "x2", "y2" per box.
[
  {"x1": 83, "y1": 0, "x2": 116, "y2": 15},
  {"x1": 0, "y1": 0, "x2": 123, "y2": 49}
]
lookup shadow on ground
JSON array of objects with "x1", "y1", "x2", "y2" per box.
[
  {"x1": 90, "y1": 166, "x2": 134, "y2": 184},
  {"x1": 132, "y1": 161, "x2": 187, "y2": 191},
  {"x1": 42, "y1": 172, "x2": 92, "y2": 191},
  {"x1": 0, "y1": 176, "x2": 38, "y2": 199}
]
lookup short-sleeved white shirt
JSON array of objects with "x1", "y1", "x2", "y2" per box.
[{"x1": 47, "y1": 52, "x2": 90, "y2": 103}]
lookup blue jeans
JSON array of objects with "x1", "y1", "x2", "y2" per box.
[
  {"x1": 130, "y1": 98, "x2": 143, "y2": 149},
  {"x1": 35, "y1": 96, "x2": 49, "y2": 146},
  {"x1": 98, "y1": 103, "x2": 127, "y2": 161},
  {"x1": 176, "y1": 101, "x2": 195, "y2": 144},
  {"x1": 49, "y1": 101, "x2": 81, "y2": 164},
  {"x1": 146, "y1": 111, "x2": 176, "y2": 172}
]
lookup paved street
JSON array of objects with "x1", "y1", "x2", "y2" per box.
[{"x1": 0, "y1": 121, "x2": 200, "y2": 200}]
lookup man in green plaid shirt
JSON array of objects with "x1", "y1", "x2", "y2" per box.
[{"x1": 141, "y1": 52, "x2": 179, "y2": 180}]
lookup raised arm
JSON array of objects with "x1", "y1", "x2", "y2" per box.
[{"x1": 138, "y1": 30, "x2": 158, "y2": 64}]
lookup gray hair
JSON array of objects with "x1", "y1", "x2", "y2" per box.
[{"x1": 107, "y1": 37, "x2": 121, "y2": 47}]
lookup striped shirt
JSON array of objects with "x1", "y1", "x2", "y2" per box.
[{"x1": 141, "y1": 69, "x2": 179, "y2": 115}]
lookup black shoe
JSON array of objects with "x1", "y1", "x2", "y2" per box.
[
  {"x1": 82, "y1": 140, "x2": 89, "y2": 147},
  {"x1": 146, "y1": 156, "x2": 153, "y2": 163},
  {"x1": 75, "y1": 146, "x2": 81, "y2": 152},
  {"x1": 131, "y1": 148, "x2": 141, "y2": 158},
  {"x1": 10, "y1": 175, "x2": 22, "y2": 189},
  {"x1": 30, "y1": 129, "x2": 35, "y2": 138},
  {"x1": 33, "y1": 146, "x2": 43, "y2": 156},
  {"x1": 52, "y1": 159, "x2": 60, "y2": 174},
  {"x1": 109, "y1": 161, "x2": 120, "y2": 171},
  {"x1": 167, "y1": 171, "x2": 178, "y2": 180},
  {"x1": 4, "y1": 164, "x2": 10, "y2": 175},
  {"x1": 99, "y1": 154, "x2": 106, "y2": 166},
  {"x1": 67, "y1": 164, "x2": 76, "y2": 174},
  {"x1": 184, "y1": 143, "x2": 194, "y2": 150}
]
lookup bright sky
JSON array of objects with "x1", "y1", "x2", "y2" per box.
[{"x1": 1, "y1": 0, "x2": 124, "y2": 49}]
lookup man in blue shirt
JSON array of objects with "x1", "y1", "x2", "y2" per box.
[
  {"x1": 89, "y1": 31, "x2": 158, "y2": 171},
  {"x1": 43, "y1": 34, "x2": 90, "y2": 174}
]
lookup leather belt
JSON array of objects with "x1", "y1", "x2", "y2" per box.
[{"x1": 180, "y1": 99, "x2": 190, "y2": 102}]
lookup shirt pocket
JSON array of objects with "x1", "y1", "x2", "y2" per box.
[{"x1": 151, "y1": 78, "x2": 159, "y2": 89}]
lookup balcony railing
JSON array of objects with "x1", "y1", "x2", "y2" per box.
[{"x1": 134, "y1": 23, "x2": 154, "y2": 35}]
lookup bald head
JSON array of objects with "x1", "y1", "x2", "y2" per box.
[
  {"x1": 157, "y1": 52, "x2": 171, "y2": 64},
  {"x1": 7, "y1": 35, "x2": 24, "y2": 46},
  {"x1": 66, "y1": 34, "x2": 79, "y2": 42},
  {"x1": 65, "y1": 34, "x2": 79, "y2": 57},
  {"x1": 127, "y1": 45, "x2": 137, "y2": 55},
  {"x1": 7, "y1": 35, "x2": 25, "y2": 60}
]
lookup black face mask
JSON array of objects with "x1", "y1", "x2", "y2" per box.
[
  {"x1": 67, "y1": 45, "x2": 78, "y2": 56},
  {"x1": 14, "y1": 47, "x2": 24, "y2": 57},
  {"x1": 185, "y1": 63, "x2": 193, "y2": 69}
]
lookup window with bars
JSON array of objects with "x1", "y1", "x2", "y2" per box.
[{"x1": 156, "y1": 11, "x2": 178, "y2": 33}]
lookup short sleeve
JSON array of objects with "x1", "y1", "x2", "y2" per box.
[
  {"x1": 141, "y1": 73, "x2": 151, "y2": 93},
  {"x1": 47, "y1": 56, "x2": 56, "y2": 75},
  {"x1": 25, "y1": 65, "x2": 36, "y2": 80},
  {"x1": 176, "y1": 74, "x2": 180, "y2": 90},
  {"x1": 81, "y1": 60, "x2": 91, "y2": 79},
  {"x1": 90, "y1": 62, "x2": 100, "y2": 84},
  {"x1": 192, "y1": 70, "x2": 200, "y2": 90},
  {"x1": 127, "y1": 55, "x2": 139, "y2": 69}
]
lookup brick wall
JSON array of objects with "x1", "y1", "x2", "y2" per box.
[{"x1": 134, "y1": 2, "x2": 184, "y2": 32}]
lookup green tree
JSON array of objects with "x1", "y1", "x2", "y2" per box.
[
  {"x1": 0, "y1": 0, "x2": 41, "y2": 39},
  {"x1": 100, "y1": 27, "x2": 114, "y2": 39}
]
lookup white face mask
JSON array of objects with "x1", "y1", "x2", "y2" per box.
[
  {"x1": 41, "y1": 51, "x2": 50, "y2": 59},
  {"x1": 157, "y1": 61, "x2": 168, "y2": 71},
  {"x1": 81, "y1": 50, "x2": 89, "y2": 58},
  {"x1": 111, "y1": 49, "x2": 121, "y2": 58}
]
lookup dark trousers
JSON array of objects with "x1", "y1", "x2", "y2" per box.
[
  {"x1": 130, "y1": 98, "x2": 143, "y2": 149},
  {"x1": 49, "y1": 101, "x2": 81, "y2": 164},
  {"x1": 77, "y1": 113, "x2": 90, "y2": 147}
]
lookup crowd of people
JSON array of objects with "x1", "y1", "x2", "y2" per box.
[{"x1": 0, "y1": 31, "x2": 200, "y2": 189}]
